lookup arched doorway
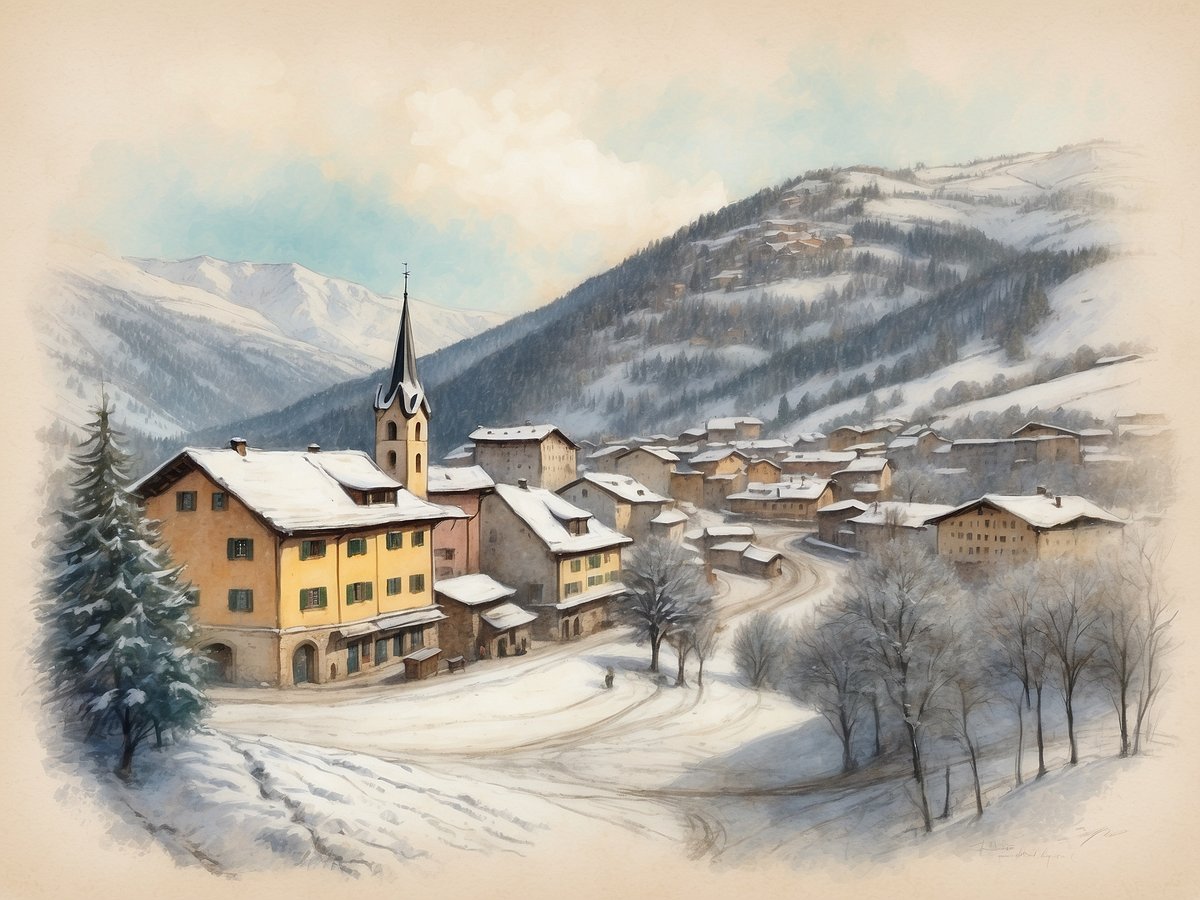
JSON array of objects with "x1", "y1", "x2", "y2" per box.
[
  {"x1": 203, "y1": 644, "x2": 233, "y2": 682},
  {"x1": 573, "y1": 618, "x2": 582, "y2": 637},
  {"x1": 560, "y1": 620, "x2": 569, "y2": 640},
  {"x1": 292, "y1": 644, "x2": 316, "y2": 685}
]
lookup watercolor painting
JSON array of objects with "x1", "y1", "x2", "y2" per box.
[{"x1": 4, "y1": 2, "x2": 1199, "y2": 897}]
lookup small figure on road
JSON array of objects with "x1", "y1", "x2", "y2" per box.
[{"x1": 604, "y1": 666, "x2": 615, "y2": 689}]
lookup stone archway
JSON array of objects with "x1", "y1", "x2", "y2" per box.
[{"x1": 202, "y1": 643, "x2": 234, "y2": 683}]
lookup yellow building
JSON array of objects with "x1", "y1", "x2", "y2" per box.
[
  {"x1": 134, "y1": 443, "x2": 466, "y2": 686},
  {"x1": 926, "y1": 492, "x2": 1124, "y2": 564}
]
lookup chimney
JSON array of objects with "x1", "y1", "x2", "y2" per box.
[
  {"x1": 230, "y1": 438, "x2": 248, "y2": 457},
  {"x1": 1055, "y1": 495, "x2": 1062, "y2": 508},
  {"x1": 307, "y1": 443, "x2": 321, "y2": 453},
  {"x1": 1035, "y1": 485, "x2": 1048, "y2": 495},
  {"x1": 518, "y1": 478, "x2": 529, "y2": 490}
]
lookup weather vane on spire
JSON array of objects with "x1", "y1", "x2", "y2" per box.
[{"x1": 403, "y1": 262, "x2": 410, "y2": 301}]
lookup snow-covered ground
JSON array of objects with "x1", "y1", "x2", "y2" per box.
[{"x1": 52, "y1": 525, "x2": 1179, "y2": 880}]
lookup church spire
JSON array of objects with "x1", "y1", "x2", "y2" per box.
[{"x1": 375, "y1": 264, "x2": 429, "y2": 417}]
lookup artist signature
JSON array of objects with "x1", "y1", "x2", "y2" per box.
[{"x1": 970, "y1": 828, "x2": 1125, "y2": 862}]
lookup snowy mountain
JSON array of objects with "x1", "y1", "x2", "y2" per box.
[
  {"x1": 35, "y1": 246, "x2": 508, "y2": 441},
  {"x1": 195, "y1": 141, "x2": 1159, "y2": 460}
]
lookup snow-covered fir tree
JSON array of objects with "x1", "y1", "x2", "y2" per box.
[{"x1": 41, "y1": 396, "x2": 208, "y2": 779}]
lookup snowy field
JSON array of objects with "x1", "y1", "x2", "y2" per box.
[{"x1": 48, "y1": 524, "x2": 1182, "y2": 880}]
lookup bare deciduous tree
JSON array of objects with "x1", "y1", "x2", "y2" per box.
[
  {"x1": 619, "y1": 538, "x2": 714, "y2": 673},
  {"x1": 833, "y1": 543, "x2": 962, "y2": 833},
  {"x1": 784, "y1": 611, "x2": 868, "y2": 773},
  {"x1": 1037, "y1": 559, "x2": 1102, "y2": 766},
  {"x1": 732, "y1": 611, "x2": 785, "y2": 689}
]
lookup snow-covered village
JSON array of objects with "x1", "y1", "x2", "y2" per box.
[{"x1": 6, "y1": 4, "x2": 1200, "y2": 899}]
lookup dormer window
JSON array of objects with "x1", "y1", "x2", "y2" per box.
[{"x1": 567, "y1": 518, "x2": 587, "y2": 536}]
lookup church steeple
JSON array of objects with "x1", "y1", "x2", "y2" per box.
[
  {"x1": 374, "y1": 264, "x2": 430, "y2": 498},
  {"x1": 375, "y1": 265, "x2": 430, "y2": 417}
]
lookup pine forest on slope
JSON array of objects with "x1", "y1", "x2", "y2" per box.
[{"x1": 134, "y1": 142, "x2": 1155, "y2": 468}]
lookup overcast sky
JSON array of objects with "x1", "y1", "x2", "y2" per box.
[{"x1": 13, "y1": 0, "x2": 1198, "y2": 314}]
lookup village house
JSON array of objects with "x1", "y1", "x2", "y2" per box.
[
  {"x1": 940, "y1": 435, "x2": 1081, "y2": 470},
  {"x1": 830, "y1": 456, "x2": 894, "y2": 502},
  {"x1": 132, "y1": 288, "x2": 463, "y2": 688},
  {"x1": 558, "y1": 472, "x2": 672, "y2": 542},
  {"x1": 711, "y1": 269, "x2": 744, "y2": 290},
  {"x1": 732, "y1": 438, "x2": 795, "y2": 461},
  {"x1": 886, "y1": 429, "x2": 951, "y2": 467},
  {"x1": 614, "y1": 445, "x2": 679, "y2": 495},
  {"x1": 470, "y1": 424, "x2": 580, "y2": 491},
  {"x1": 1010, "y1": 421, "x2": 1113, "y2": 449},
  {"x1": 588, "y1": 444, "x2": 628, "y2": 474},
  {"x1": 827, "y1": 422, "x2": 905, "y2": 451},
  {"x1": 133, "y1": 443, "x2": 464, "y2": 687},
  {"x1": 648, "y1": 507, "x2": 690, "y2": 543},
  {"x1": 678, "y1": 426, "x2": 709, "y2": 446},
  {"x1": 926, "y1": 490, "x2": 1125, "y2": 564},
  {"x1": 781, "y1": 450, "x2": 858, "y2": 479},
  {"x1": 669, "y1": 467, "x2": 706, "y2": 507},
  {"x1": 689, "y1": 446, "x2": 750, "y2": 477},
  {"x1": 426, "y1": 464, "x2": 495, "y2": 580},
  {"x1": 707, "y1": 541, "x2": 783, "y2": 579},
  {"x1": 434, "y1": 573, "x2": 534, "y2": 662},
  {"x1": 705, "y1": 416, "x2": 763, "y2": 442},
  {"x1": 745, "y1": 457, "x2": 782, "y2": 484},
  {"x1": 441, "y1": 443, "x2": 476, "y2": 468},
  {"x1": 704, "y1": 472, "x2": 749, "y2": 510},
  {"x1": 726, "y1": 476, "x2": 834, "y2": 521},
  {"x1": 479, "y1": 482, "x2": 630, "y2": 641},
  {"x1": 815, "y1": 499, "x2": 868, "y2": 545},
  {"x1": 791, "y1": 431, "x2": 828, "y2": 451},
  {"x1": 843, "y1": 501, "x2": 955, "y2": 555}
]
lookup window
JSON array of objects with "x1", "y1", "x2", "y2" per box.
[
  {"x1": 346, "y1": 581, "x2": 373, "y2": 604},
  {"x1": 386, "y1": 577, "x2": 403, "y2": 596},
  {"x1": 347, "y1": 537, "x2": 368, "y2": 557},
  {"x1": 386, "y1": 421, "x2": 398, "y2": 441},
  {"x1": 526, "y1": 582, "x2": 543, "y2": 603},
  {"x1": 211, "y1": 492, "x2": 227, "y2": 511},
  {"x1": 227, "y1": 538, "x2": 254, "y2": 560},
  {"x1": 176, "y1": 491, "x2": 197, "y2": 512},
  {"x1": 565, "y1": 581, "x2": 582, "y2": 596},
  {"x1": 362, "y1": 639, "x2": 371, "y2": 660},
  {"x1": 299, "y1": 586, "x2": 328, "y2": 610},
  {"x1": 386, "y1": 531, "x2": 403, "y2": 550},
  {"x1": 393, "y1": 635, "x2": 402, "y2": 657},
  {"x1": 570, "y1": 559, "x2": 582, "y2": 573},
  {"x1": 412, "y1": 530, "x2": 425, "y2": 547},
  {"x1": 435, "y1": 548, "x2": 454, "y2": 560},
  {"x1": 607, "y1": 571, "x2": 618, "y2": 582},
  {"x1": 603, "y1": 552, "x2": 612, "y2": 563},
  {"x1": 587, "y1": 553, "x2": 602, "y2": 569},
  {"x1": 387, "y1": 451, "x2": 397, "y2": 468},
  {"x1": 581, "y1": 488, "x2": 589, "y2": 498},
  {"x1": 300, "y1": 539, "x2": 326, "y2": 560},
  {"x1": 411, "y1": 627, "x2": 425, "y2": 649},
  {"x1": 347, "y1": 644, "x2": 360, "y2": 674},
  {"x1": 375, "y1": 639, "x2": 388, "y2": 663},
  {"x1": 587, "y1": 574, "x2": 604, "y2": 587},
  {"x1": 408, "y1": 573, "x2": 425, "y2": 593},
  {"x1": 415, "y1": 453, "x2": 423, "y2": 473},
  {"x1": 415, "y1": 422, "x2": 422, "y2": 441},
  {"x1": 227, "y1": 589, "x2": 253, "y2": 612}
]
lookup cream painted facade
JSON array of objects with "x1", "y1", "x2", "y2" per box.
[
  {"x1": 475, "y1": 432, "x2": 578, "y2": 490},
  {"x1": 376, "y1": 405, "x2": 429, "y2": 499},
  {"x1": 933, "y1": 505, "x2": 1123, "y2": 563},
  {"x1": 614, "y1": 448, "x2": 675, "y2": 496}
]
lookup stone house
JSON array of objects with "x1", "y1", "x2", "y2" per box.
[
  {"x1": 614, "y1": 445, "x2": 679, "y2": 495},
  {"x1": 470, "y1": 424, "x2": 580, "y2": 491},
  {"x1": 726, "y1": 476, "x2": 834, "y2": 521},
  {"x1": 558, "y1": 472, "x2": 672, "y2": 543},
  {"x1": 434, "y1": 573, "x2": 534, "y2": 661}
]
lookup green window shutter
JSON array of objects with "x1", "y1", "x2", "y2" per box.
[
  {"x1": 346, "y1": 584, "x2": 354, "y2": 603},
  {"x1": 364, "y1": 582, "x2": 373, "y2": 600},
  {"x1": 228, "y1": 589, "x2": 237, "y2": 611},
  {"x1": 245, "y1": 539, "x2": 254, "y2": 560},
  {"x1": 227, "y1": 538, "x2": 235, "y2": 559},
  {"x1": 299, "y1": 542, "x2": 309, "y2": 561},
  {"x1": 319, "y1": 586, "x2": 328, "y2": 607}
]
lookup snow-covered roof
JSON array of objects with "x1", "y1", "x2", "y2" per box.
[
  {"x1": 713, "y1": 269, "x2": 743, "y2": 279},
  {"x1": 1010, "y1": 421, "x2": 1082, "y2": 438},
  {"x1": 679, "y1": 427, "x2": 708, "y2": 439},
  {"x1": 690, "y1": 447, "x2": 749, "y2": 465},
  {"x1": 620, "y1": 445, "x2": 679, "y2": 463},
  {"x1": 833, "y1": 457, "x2": 891, "y2": 474},
  {"x1": 732, "y1": 439, "x2": 793, "y2": 452},
  {"x1": 926, "y1": 494, "x2": 1125, "y2": 530},
  {"x1": 479, "y1": 602, "x2": 538, "y2": 631},
  {"x1": 134, "y1": 447, "x2": 464, "y2": 534},
  {"x1": 493, "y1": 483, "x2": 632, "y2": 554},
  {"x1": 572, "y1": 473, "x2": 669, "y2": 505},
  {"x1": 932, "y1": 467, "x2": 969, "y2": 476},
  {"x1": 469, "y1": 424, "x2": 578, "y2": 448},
  {"x1": 705, "y1": 473, "x2": 740, "y2": 482},
  {"x1": 847, "y1": 502, "x2": 955, "y2": 529},
  {"x1": 330, "y1": 605, "x2": 447, "y2": 640},
  {"x1": 404, "y1": 647, "x2": 441, "y2": 662},
  {"x1": 434, "y1": 573, "x2": 516, "y2": 606},
  {"x1": 851, "y1": 482, "x2": 882, "y2": 494},
  {"x1": 727, "y1": 478, "x2": 831, "y2": 501},
  {"x1": 748, "y1": 458, "x2": 782, "y2": 469},
  {"x1": 443, "y1": 443, "x2": 475, "y2": 461},
  {"x1": 650, "y1": 508, "x2": 689, "y2": 526},
  {"x1": 888, "y1": 435, "x2": 919, "y2": 449},
  {"x1": 668, "y1": 443, "x2": 701, "y2": 456},
  {"x1": 710, "y1": 541, "x2": 752, "y2": 553},
  {"x1": 705, "y1": 524, "x2": 755, "y2": 538},
  {"x1": 793, "y1": 431, "x2": 826, "y2": 443},
  {"x1": 842, "y1": 441, "x2": 887, "y2": 454},
  {"x1": 707, "y1": 416, "x2": 764, "y2": 431},
  {"x1": 647, "y1": 433, "x2": 676, "y2": 443},
  {"x1": 816, "y1": 500, "x2": 868, "y2": 514},
  {"x1": 589, "y1": 445, "x2": 628, "y2": 459},
  {"x1": 555, "y1": 581, "x2": 627, "y2": 611},
  {"x1": 427, "y1": 465, "x2": 495, "y2": 493},
  {"x1": 783, "y1": 450, "x2": 858, "y2": 465},
  {"x1": 743, "y1": 545, "x2": 782, "y2": 564}
]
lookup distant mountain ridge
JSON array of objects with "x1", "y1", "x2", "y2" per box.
[
  {"x1": 184, "y1": 142, "x2": 1155, "y2": 464},
  {"x1": 36, "y1": 246, "x2": 508, "y2": 443}
]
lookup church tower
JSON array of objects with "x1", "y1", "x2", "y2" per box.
[{"x1": 375, "y1": 267, "x2": 430, "y2": 499}]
